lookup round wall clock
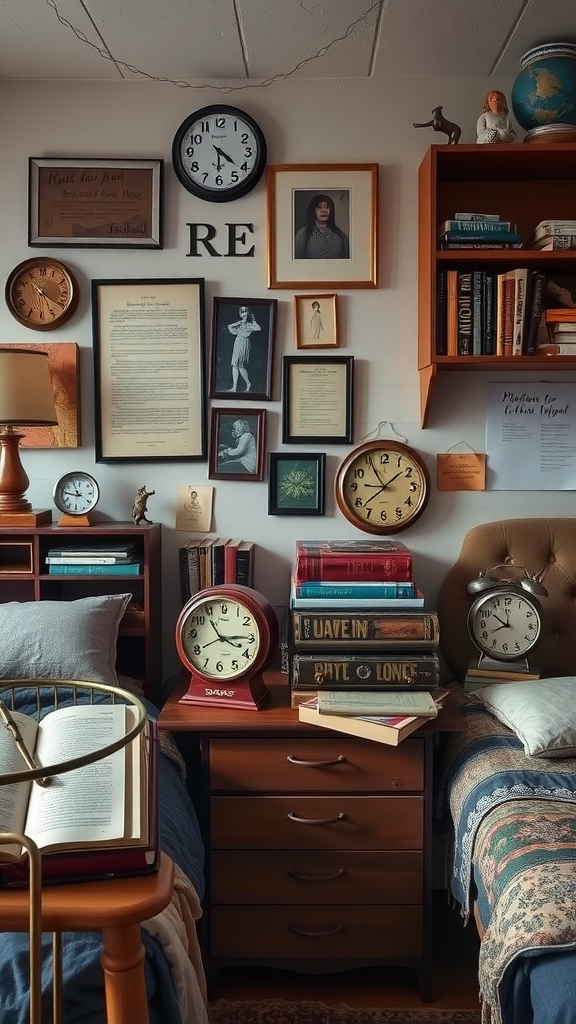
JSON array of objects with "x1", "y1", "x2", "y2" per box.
[
  {"x1": 175, "y1": 583, "x2": 278, "y2": 709},
  {"x1": 5, "y1": 257, "x2": 78, "y2": 331},
  {"x1": 172, "y1": 104, "x2": 267, "y2": 202},
  {"x1": 467, "y1": 584, "x2": 544, "y2": 663},
  {"x1": 53, "y1": 471, "x2": 100, "y2": 526},
  {"x1": 334, "y1": 439, "x2": 431, "y2": 534}
]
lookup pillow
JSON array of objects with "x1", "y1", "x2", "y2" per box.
[
  {"x1": 0, "y1": 594, "x2": 132, "y2": 686},
  {"x1": 474, "y1": 675, "x2": 576, "y2": 758}
]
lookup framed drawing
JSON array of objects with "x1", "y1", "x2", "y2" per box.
[
  {"x1": 267, "y1": 163, "x2": 378, "y2": 289},
  {"x1": 11, "y1": 342, "x2": 80, "y2": 449},
  {"x1": 295, "y1": 294, "x2": 339, "y2": 349},
  {"x1": 268, "y1": 452, "x2": 325, "y2": 516},
  {"x1": 28, "y1": 157, "x2": 163, "y2": 248},
  {"x1": 209, "y1": 408, "x2": 266, "y2": 481},
  {"x1": 282, "y1": 355, "x2": 354, "y2": 444},
  {"x1": 92, "y1": 279, "x2": 206, "y2": 462},
  {"x1": 209, "y1": 296, "x2": 277, "y2": 400}
]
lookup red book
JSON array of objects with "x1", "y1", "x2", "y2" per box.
[
  {"x1": 294, "y1": 540, "x2": 413, "y2": 584},
  {"x1": 224, "y1": 539, "x2": 240, "y2": 584}
]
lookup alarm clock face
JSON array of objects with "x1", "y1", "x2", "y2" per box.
[
  {"x1": 335, "y1": 440, "x2": 430, "y2": 534},
  {"x1": 179, "y1": 594, "x2": 261, "y2": 680},
  {"x1": 467, "y1": 586, "x2": 543, "y2": 661},
  {"x1": 53, "y1": 472, "x2": 100, "y2": 516}
]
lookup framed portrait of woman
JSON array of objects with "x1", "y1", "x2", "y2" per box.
[
  {"x1": 209, "y1": 296, "x2": 277, "y2": 400},
  {"x1": 295, "y1": 294, "x2": 339, "y2": 348},
  {"x1": 267, "y1": 164, "x2": 378, "y2": 290}
]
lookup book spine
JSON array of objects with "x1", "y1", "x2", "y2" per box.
[
  {"x1": 533, "y1": 234, "x2": 576, "y2": 250},
  {"x1": 45, "y1": 555, "x2": 134, "y2": 565},
  {"x1": 512, "y1": 268, "x2": 528, "y2": 355},
  {"x1": 472, "y1": 270, "x2": 484, "y2": 356},
  {"x1": 224, "y1": 541, "x2": 239, "y2": 584},
  {"x1": 186, "y1": 545, "x2": 200, "y2": 598},
  {"x1": 483, "y1": 273, "x2": 495, "y2": 355},
  {"x1": 446, "y1": 268, "x2": 458, "y2": 356},
  {"x1": 454, "y1": 213, "x2": 501, "y2": 221},
  {"x1": 435, "y1": 267, "x2": 448, "y2": 355},
  {"x1": 294, "y1": 555, "x2": 413, "y2": 584},
  {"x1": 294, "y1": 581, "x2": 416, "y2": 599},
  {"x1": 291, "y1": 611, "x2": 439, "y2": 649},
  {"x1": 291, "y1": 653, "x2": 440, "y2": 690},
  {"x1": 456, "y1": 270, "x2": 472, "y2": 355},
  {"x1": 236, "y1": 545, "x2": 254, "y2": 587},
  {"x1": 534, "y1": 222, "x2": 576, "y2": 238},
  {"x1": 47, "y1": 563, "x2": 141, "y2": 576},
  {"x1": 179, "y1": 547, "x2": 191, "y2": 604},
  {"x1": 438, "y1": 232, "x2": 521, "y2": 244},
  {"x1": 439, "y1": 242, "x2": 524, "y2": 250},
  {"x1": 502, "y1": 271, "x2": 515, "y2": 357},
  {"x1": 211, "y1": 541, "x2": 226, "y2": 586},
  {"x1": 440, "y1": 219, "x2": 512, "y2": 233}
]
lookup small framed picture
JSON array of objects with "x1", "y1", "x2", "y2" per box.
[
  {"x1": 268, "y1": 452, "x2": 326, "y2": 516},
  {"x1": 295, "y1": 294, "x2": 339, "y2": 349},
  {"x1": 209, "y1": 297, "x2": 277, "y2": 400},
  {"x1": 282, "y1": 354, "x2": 354, "y2": 444},
  {"x1": 209, "y1": 408, "x2": 266, "y2": 481}
]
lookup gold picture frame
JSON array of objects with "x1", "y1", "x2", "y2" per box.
[
  {"x1": 267, "y1": 163, "x2": 378, "y2": 290},
  {"x1": 295, "y1": 293, "x2": 339, "y2": 349}
]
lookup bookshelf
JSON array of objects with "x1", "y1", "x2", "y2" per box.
[
  {"x1": 0, "y1": 522, "x2": 161, "y2": 698},
  {"x1": 417, "y1": 143, "x2": 576, "y2": 427}
]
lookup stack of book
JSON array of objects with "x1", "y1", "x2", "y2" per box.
[
  {"x1": 530, "y1": 219, "x2": 576, "y2": 251},
  {"x1": 179, "y1": 537, "x2": 255, "y2": 603},
  {"x1": 542, "y1": 308, "x2": 576, "y2": 355},
  {"x1": 463, "y1": 661, "x2": 540, "y2": 692},
  {"x1": 437, "y1": 212, "x2": 522, "y2": 250},
  {"x1": 45, "y1": 542, "x2": 141, "y2": 576}
]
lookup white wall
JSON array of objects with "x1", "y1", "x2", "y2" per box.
[{"x1": 2, "y1": 76, "x2": 575, "y2": 682}]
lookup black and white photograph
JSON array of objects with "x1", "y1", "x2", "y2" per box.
[
  {"x1": 209, "y1": 407, "x2": 266, "y2": 481},
  {"x1": 209, "y1": 297, "x2": 277, "y2": 400}
]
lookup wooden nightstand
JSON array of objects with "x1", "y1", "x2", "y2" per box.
[{"x1": 158, "y1": 671, "x2": 464, "y2": 998}]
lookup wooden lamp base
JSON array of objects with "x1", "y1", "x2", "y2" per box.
[
  {"x1": 178, "y1": 671, "x2": 270, "y2": 711},
  {"x1": 0, "y1": 428, "x2": 51, "y2": 525}
]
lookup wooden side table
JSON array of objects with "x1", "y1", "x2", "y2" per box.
[{"x1": 159, "y1": 671, "x2": 464, "y2": 998}]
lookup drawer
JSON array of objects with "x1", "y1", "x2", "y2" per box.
[
  {"x1": 211, "y1": 905, "x2": 423, "y2": 959},
  {"x1": 211, "y1": 850, "x2": 423, "y2": 905},
  {"x1": 209, "y1": 737, "x2": 424, "y2": 793},
  {"x1": 211, "y1": 795, "x2": 423, "y2": 850}
]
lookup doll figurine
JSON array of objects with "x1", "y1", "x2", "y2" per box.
[{"x1": 477, "y1": 90, "x2": 516, "y2": 144}]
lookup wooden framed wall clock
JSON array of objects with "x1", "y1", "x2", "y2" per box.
[
  {"x1": 172, "y1": 104, "x2": 267, "y2": 203},
  {"x1": 176, "y1": 584, "x2": 278, "y2": 709},
  {"x1": 5, "y1": 257, "x2": 78, "y2": 331},
  {"x1": 335, "y1": 439, "x2": 430, "y2": 534}
]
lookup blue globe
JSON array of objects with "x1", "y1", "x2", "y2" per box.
[{"x1": 512, "y1": 45, "x2": 576, "y2": 131}]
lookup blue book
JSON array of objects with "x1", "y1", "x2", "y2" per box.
[
  {"x1": 48, "y1": 563, "x2": 141, "y2": 576},
  {"x1": 290, "y1": 580, "x2": 424, "y2": 610},
  {"x1": 439, "y1": 219, "x2": 513, "y2": 234},
  {"x1": 295, "y1": 581, "x2": 416, "y2": 599}
]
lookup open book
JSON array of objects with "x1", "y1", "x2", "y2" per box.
[{"x1": 0, "y1": 702, "x2": 158, "y2": 886}]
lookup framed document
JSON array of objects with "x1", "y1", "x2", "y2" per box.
[
  {"x1": 282, "y1": 355, "x2": 354, "y2": 444},
  {"x1": 29, "y1": 158, "x2": 163, "y2": 248},
  {"x1": 92, "y1": 279, "x2": 206, "y2": 462}
]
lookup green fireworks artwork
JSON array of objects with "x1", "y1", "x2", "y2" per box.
[{"x1": 278, "y1": 464, "x2": 316, "y2": 507}]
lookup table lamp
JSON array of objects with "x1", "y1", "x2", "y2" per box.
[{"x1": 0, "y1": 348, "x2": 57, "y2": 525}]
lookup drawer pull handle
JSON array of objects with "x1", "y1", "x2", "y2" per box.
[
  {"x1": 287, "y1": 811, "x2": 346, "y2": 826},
  {"x1": 288, "y1": 923, "x2": 345, "y2": 938},
  {"x1": 287, "y1": 868, "x2": 345, "y2": 882},
  {"x1": 287, "y1": 754, "x2": 346, "y2": 768}
]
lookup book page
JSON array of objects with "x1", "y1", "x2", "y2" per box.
[
  {"x1": 25, "y1": 704, "x2": 128, "y2": 853},
  {"x1": 0, "y1": 711, "x2": 38, "y2": 855}
]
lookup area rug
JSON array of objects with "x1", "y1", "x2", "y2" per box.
[{"x1": 208, "y1": 1000, "x2": 481, "y2": 1024}]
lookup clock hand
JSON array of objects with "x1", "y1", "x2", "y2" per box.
[
  {"x1": 368, "y1": 459, "x2": 403, "y2": 489},
  {"x1": 491, "y1": 614, "x2": 508, "y2": 627},
  {"x1": 213, "y1": 145, "x2": 235, "y2": 164}
]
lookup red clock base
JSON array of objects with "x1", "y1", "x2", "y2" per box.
[{"x1": 178, "y1": 671, "x2": 271, "y2": 711}]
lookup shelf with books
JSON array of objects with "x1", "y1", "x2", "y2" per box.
[{"x1": 418, "y1": 143, "x2": 576, "y2": 426}]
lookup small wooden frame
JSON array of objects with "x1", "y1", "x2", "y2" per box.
[
  {"x1": 295, "y1": 294, "x2": 339, "y2": 348},
  {"x1": 209, "y1": 408, "x2": 266, "y2": 481}
]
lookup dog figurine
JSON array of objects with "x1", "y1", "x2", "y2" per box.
[{"x1": 413, "y1": 106, "x2": 461, "y2": 145}]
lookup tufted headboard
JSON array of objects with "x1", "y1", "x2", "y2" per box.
[{"x1": 438, "y1": 518, "x2": 576, "y2": 681}]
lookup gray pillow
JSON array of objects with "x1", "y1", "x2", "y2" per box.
[
  {"x1": 474, "y1": 675, "x2": 576, "y2": 758},
  {"x1": 0, "y1": 594, "x2": 132, "y2": 686}
]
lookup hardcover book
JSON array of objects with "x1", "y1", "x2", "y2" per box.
[
  {"x1": 446, "y1": 268, "x2": 458, "y2": 356},
  {"x1": 439, "y1": 219, "x2": 513, "y2": 234},
  {"x1": 0, "y1": 703, "x2": 158, "y2": 886},
  {"x1": 290, "y1": 651, "x2": 440, "y2": 690},
  {"x1": 298, "y1": 700, "x2": 424, "y2": 746},
  {"x1": 236, "y1": 541, "x2": 255, "y2": 587},
  {"x1": 316, "y1": 689, "x2": 439, "y2": 717},
  {"x1": 437, "y1": 231, "x2": 522, "y2": 244},
  {"x1": 293, "y1": 581, "x2": 416, "y2": 600},
  {"x1": 224, "y1": 539, "x2": 240, "y2": 584},
  {"x1": 294, "y1": 540, "x2": 412, "y2": 584},
  {"x1": 436, "y1": 267, "x2": 448, "y2": 355},
  {"x1": 291, "y1": 611, "x2": 439, "y2": 649},
  {"x1": 456, "y1": 270, "x2": 472, "y2": 356},
  {"x1": 289, "y1": 580, "x2": 424, "y2": 611},
  {"x1": 47, "y1": 562, "x2": 141, "y2": 576},
  {"x1": 533, "y1": 220, "x2": 576, "y2": 241},
  {"x1": 524, "y1": 272, "x2": 545, "y2": 355},
  {"x1": 512, "y1": 268, "x2": 529, "y2": 356}
]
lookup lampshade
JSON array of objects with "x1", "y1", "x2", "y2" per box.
[{"x1": 0, "y1": 349, "x2": 57, "y2": 426}]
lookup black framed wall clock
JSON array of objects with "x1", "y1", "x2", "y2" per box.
[
  {"x1": 172, "y1": 105, "x2": 267, "y2": 202},
  {"x1": 335, "y1": 439, "x2": 430, "y2": 534}
]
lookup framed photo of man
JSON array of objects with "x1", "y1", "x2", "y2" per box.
[
  {"x1": 267, "y1": 164, "x2": 378, "y2": 290},
  {"x1": 209, "y1": 408, "x2": 266, "y2": 481},
  {"x1": 209, "y1": 297, "x2": 277, "y2": 400}
]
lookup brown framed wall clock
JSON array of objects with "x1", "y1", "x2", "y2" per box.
[
  {"x1": 335, "y1": 439, "x2": 430, "y2": 534},
  {"x1": 5, "y1": 258, "x2": 78, "y2": 331}
]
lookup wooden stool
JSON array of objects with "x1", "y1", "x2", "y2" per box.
[{"x1": 0, "y1": 852, "x2": 174, "y2": 1024}]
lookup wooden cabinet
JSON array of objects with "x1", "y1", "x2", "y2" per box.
[
  {"x1": 158, "y1": 675, "x2": 464, "y2": 997},
  {"x1": 0, "y1": 522, "x2": 161, "y2": 698},
  {"x1": 418, "y1": 143, "x2": 576, "y2": 426}
]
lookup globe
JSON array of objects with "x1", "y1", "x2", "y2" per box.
[{"x1": 511, "y1": 44, "x2": 576, "y2": 132}]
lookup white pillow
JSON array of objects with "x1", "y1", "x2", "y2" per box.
[
  {"x1": 0, "y1": 594, "x2": 132, "y2": 686},
  {"x1": 474, "y1": 675, "x2": 576, "y2": 758}
]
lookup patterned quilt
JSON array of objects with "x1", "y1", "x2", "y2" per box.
[{"x1": 437, "y1": 687, "x2": 576, "y2": 1024}]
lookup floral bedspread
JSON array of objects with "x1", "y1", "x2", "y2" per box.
[{"x1": 437, "y1": 688, "x2": 576, "y2": 1024}]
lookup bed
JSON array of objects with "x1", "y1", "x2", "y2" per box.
[
  {"x1": 437, "y1": 519, "x2": 576, "y2": 1024},
  {"x1": 0, "y1": 594, "x2": 208, "y2": 1024}
]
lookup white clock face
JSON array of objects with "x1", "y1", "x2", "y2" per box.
[
  {"x1": 181, "y1": 596, "x2": 261, "y2": 679},
  {"x1": 173, "y1": 105, "x2": 266, "y2": 202},
  {"x1": 468, "y1": 589, "x2": 542, "y2": 660},
  {"x1": 53, "y1": 473, "x2": 99, "y2": 516}
]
